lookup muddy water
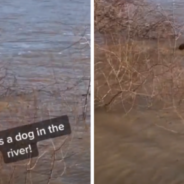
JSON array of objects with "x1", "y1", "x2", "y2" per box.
[
  {"x1": 95, "y1": 109, "x2": 184, "y2": 184},
  {"x1": 0, "y1": 0, "x2": 90, "y2": 184}
]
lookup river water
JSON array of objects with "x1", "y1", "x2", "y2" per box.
[
  {"x1": 0, "y1": 0, "x2": 90, "y2": 97},
  {"x1": 0, "y1": 1, "x2": 90, "y2": 184},
  {"x1": 150, "y1": 0, "x2": 184, "y2": 22},
  {"x1": 0, "y1": 0, "x2": 90, "y2": 119}
]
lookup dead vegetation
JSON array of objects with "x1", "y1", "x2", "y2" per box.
[
  {"x1": 95, "y1": 0, "x2": 184, "y2": 113},
  {"x1": 0, "y1": 64, "x2": 90, "y2": 184},
  {"x1": 95, "y1": 0, "x2": 182, "y2": 39},
  {"x1": 95, "y1": 1, "x2": 184, "y2": 183}
]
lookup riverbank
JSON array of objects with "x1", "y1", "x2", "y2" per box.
[{"x1": 95, "y1": 0, "x2": 184, "y2": 111}]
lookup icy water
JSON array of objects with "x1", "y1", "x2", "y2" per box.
[
  {"x1": 0, "y1": 0, "x2": 90, "y2": 184},
  {"x1": 0, "y1": 0, "x2": 90, "y2": 118},
  {"x1": 151, "y1": 0, "x2": 184, "y2": 22},
  {"x1": 0, "y1": 0, "x2": 90, "y2": 94}
]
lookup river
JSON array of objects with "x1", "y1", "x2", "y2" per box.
[
  {"x1": 0, "y1": 0, "x2": 90, "y2": 96},
  {"x1": 150, "y1": 0, "x2": 184, "y2": 22},
  {"x1": 0, "y1": 0, "x2": 90, "y2": 184},
  {"x1": 0, "y1": 0, "x2": 90, "y2": 121}
]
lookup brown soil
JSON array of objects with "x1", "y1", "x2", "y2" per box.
[{"x1": 95, "y1": 108, "x2": 184, "y2": 184}]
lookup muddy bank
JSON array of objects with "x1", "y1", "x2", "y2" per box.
[{"x1": 95, "y1": 108, "x2": 184, "y2": 183}]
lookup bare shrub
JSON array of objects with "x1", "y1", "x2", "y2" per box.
[
  {"x1": 0, "y1": 60, "x2": 90, "y2": 184},
  {"x1": 95, "y1": 0, "x2": 180, "y2": 40},
  {"x1": 95, "y1": 0, "x2": 184, "y2": 112}
]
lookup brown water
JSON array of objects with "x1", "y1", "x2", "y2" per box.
[
  {"x1": 95, "y1": 109, "x2": 184, "y2": 183},
  {"x1": 0, "y1": 0, "x2": 90, "y2": 183}
]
